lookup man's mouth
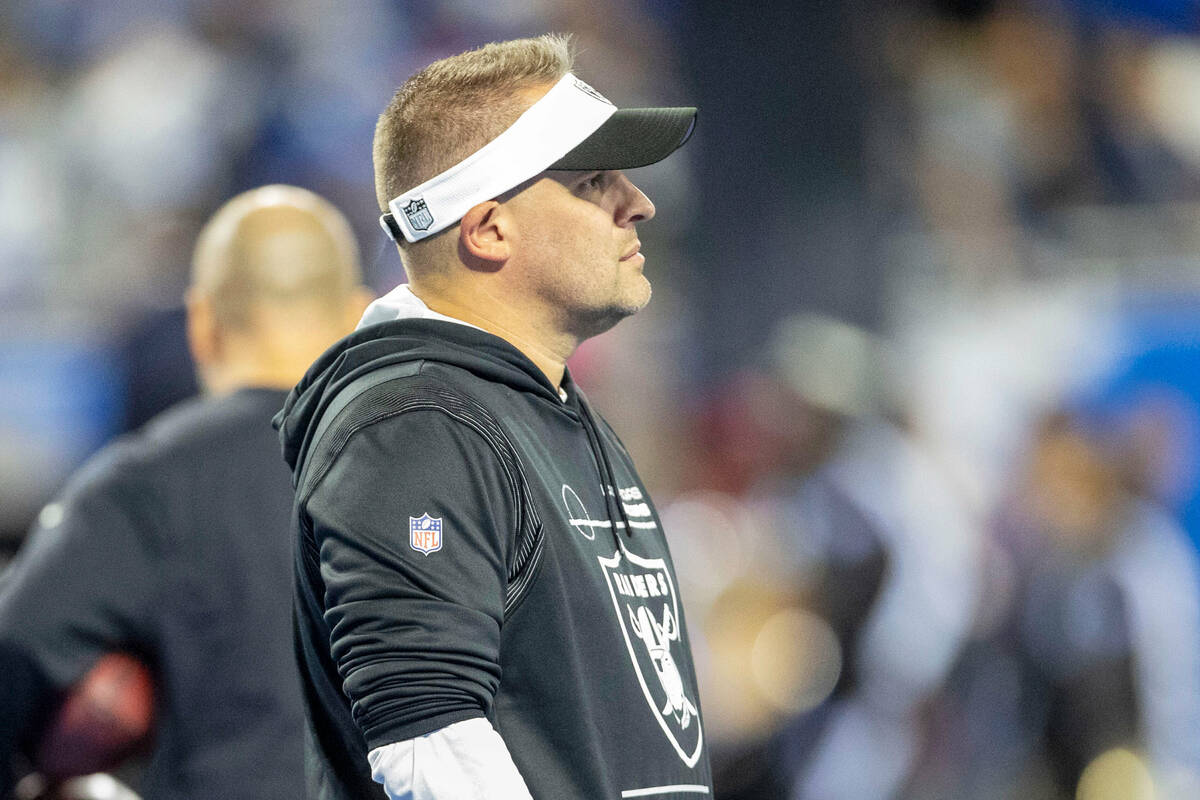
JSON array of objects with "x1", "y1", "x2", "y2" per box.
[{"x1": 620, "y1": 242, "x2": 642, "y2": 261}]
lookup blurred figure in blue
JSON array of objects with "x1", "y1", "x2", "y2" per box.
[
  {"x1": 921, "y1": 409, "x2": 1200, "y2": 800},
  {"x1": 0, "y1": 185, "x2": 370, "y2": 800}
]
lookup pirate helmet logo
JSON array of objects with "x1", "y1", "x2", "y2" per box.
[{"x1": 599, "y1": 547, "x2": 703, "y2": 767}]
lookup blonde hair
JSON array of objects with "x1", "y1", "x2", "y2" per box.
[
  {"x1": 372, "y1": 34, "x2": 575, "y2": 261},
  {"x1": 191, "y1": 184, "x2": 362, "y2": 330}
]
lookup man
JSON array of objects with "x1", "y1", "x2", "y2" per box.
[
  {"x1": 275, "y1": 34, "x2": 711, "y2": 799},
  {"x1": 0, "y1": 185, "x2": 370, "y2": 799}
]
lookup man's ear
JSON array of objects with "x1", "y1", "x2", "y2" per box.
[
  {"x1": 458, "y1": 200, "x2": 509, "y2": 270},
  {"x1": 185, "y1": 287, "x2": 220, "y2": 369}
]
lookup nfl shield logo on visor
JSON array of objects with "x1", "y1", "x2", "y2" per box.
[
  {"x1": 571, "y1": 76, "x2": 612, "y2": 105},
  {"x1": 409, "y1": 513, "x2": 443, "y2": 555},
  {"x1": 403, "y1": 198, "x2": 434, "y2": 232}
]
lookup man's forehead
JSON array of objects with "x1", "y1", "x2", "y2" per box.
[{"x1": 497, "y1": 170, "x2": 571, "y2": 202}]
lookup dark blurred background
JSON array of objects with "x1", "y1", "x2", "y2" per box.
[{"x1": 5, "y1": 0, "x2": 1200, "y2": 797}]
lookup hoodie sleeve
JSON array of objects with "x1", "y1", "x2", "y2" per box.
[{"x1": 304, "y1": 406, "x2": 521, "y2": 750}]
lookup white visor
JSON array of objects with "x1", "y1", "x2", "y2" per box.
[{"x1": 382, "y1": 73, "x2": 616, "y2": 243}]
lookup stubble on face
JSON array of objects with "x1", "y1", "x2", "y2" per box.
[
  {"x1": 559, "y1": 271, "x2": 651, "y2": 341},
  {"x1": 512, "y1": 174, "x2": 653, "y2": 342}
]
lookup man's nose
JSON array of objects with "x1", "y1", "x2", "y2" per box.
[{"x1": 614, "y1": 171, "x2": 655, "y2": 225}]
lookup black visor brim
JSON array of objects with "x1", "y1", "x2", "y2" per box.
[{"x1": 548, "y1": 107, "x2": 697, "y2": 171}]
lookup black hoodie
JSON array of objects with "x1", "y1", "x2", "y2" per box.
[{"x1": 276, "y1": 318, "x2": 712, "y2": 799}]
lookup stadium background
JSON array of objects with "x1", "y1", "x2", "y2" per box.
[{"x1": 4, "y1": 0, "x2": 1200, "y2": 797}]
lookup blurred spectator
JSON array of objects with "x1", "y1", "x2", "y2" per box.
[
  {"x1": 766, "y1": 316, "x2": 980, "y2": 800},
  {"x1": 0, "y1": 186, "x2": 370, "y2": 799},
  {"x1": 912, "y1": 409, "x2": 1200, "y2": 800},
  {"x1": 672, "y1": 314, "x2": 980, "y2": 800}
]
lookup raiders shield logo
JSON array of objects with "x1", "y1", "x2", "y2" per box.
[
  {"x1": 599, "y1": 547, "x2": 703, "y2": 767},
  {"x1": 402, "y1": 198, "x2": 434, "y2": 232}
]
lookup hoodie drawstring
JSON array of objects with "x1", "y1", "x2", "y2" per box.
[{"x1": 576, "y1": 397, "x2": 634, "y2": 548}]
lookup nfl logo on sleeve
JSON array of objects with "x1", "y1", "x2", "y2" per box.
[{"x1": 409, "y1": 514, "x2": 443, "y2": 555}]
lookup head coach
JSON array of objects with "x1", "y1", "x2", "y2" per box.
[{"x1": 275, "y1": 33, "x2": 710, "y2": 800}]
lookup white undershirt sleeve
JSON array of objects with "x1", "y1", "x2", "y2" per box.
[{"x1": 367, "y1": 717, "x2": 535, "y2": 800}]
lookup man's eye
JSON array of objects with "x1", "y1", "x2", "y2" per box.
[{"x1": 579, "y1": 172, "x2": 604, "y2": 191}]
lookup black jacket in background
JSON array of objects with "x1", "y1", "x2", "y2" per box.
[
  {"x1": 0, "y1": 388, "x2": 304, "y2": 800},
  {"x1": 277, "y1": 319, "x2": 713, "y2": 799}
]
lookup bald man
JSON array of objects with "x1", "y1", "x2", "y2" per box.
[{"x1": 0, "y1": 185, "x2": 370, "y2": 799}]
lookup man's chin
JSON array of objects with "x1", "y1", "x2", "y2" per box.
[
  {"x1": 627, "y1": 275, "x2": 652, "y2": 312},
  {"x1": 573, "y1": 299, "x2": 648, "y2": 340},
  {"x1": 614, "y1": 280, "x2": 653, "y2": 322}
]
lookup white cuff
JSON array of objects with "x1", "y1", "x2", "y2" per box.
[{"x1": 368, "y1": 717, "x2": 534, "y2": 800}]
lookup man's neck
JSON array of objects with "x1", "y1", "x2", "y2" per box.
[
  {"x1": 409, "y1": 283, "x2": 575, "y2": 389},
  {"x1": 201, "y1": 326, "x2": 342, "y2": 395},
  {"x1": 199, "y1": 363, "x2": 297, "y2": 396}
]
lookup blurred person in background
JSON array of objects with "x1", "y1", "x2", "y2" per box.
[
  {"x1": 917, "y1": 409, "x2": 1200, "y2": 800},
  {"x1": 0, "y1": 185, "x2": 371, "y2": 800},
  {"x1": 682, "y1": 314, "x2": 980, "y2": 800},
  {"x1": 765, "y1": 315, "x2": 980, "y2": 800},
  {"x1": 1019, "y1": 410, "x2": 1200, "y2": 798}
]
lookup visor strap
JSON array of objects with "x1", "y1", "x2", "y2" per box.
[{"x1": 380, "y1": 72, "x2": 616, "y2": 244}]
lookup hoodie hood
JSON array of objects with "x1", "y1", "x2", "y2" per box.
[
  {"x1": 355, "y1": 284, "x2": 486, "y2": 332},
  {"x1": 274, "y1": 315, "x2": 570, "y2": 478}
]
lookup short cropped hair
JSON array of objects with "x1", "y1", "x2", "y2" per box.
[
  {"x1": 372, "y1": 34, "x2": 575, "y2": 239},
  {"x1": 192, "y1": 185, "x2": 362, "y2": 330}
]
